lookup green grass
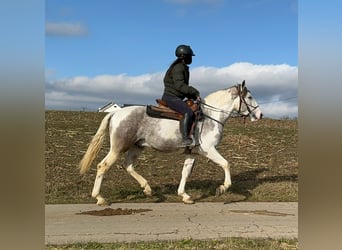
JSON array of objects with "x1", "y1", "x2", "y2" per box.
[{"x1": 46, "y1": 238, "x2": 298, "y2": 249}]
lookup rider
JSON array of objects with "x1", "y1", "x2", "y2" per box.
[{"x1": 162, "y1": 44, "x2": 201, "y2": 146}]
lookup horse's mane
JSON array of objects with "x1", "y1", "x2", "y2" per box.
[{"x1": 204, "y1": 85, "x2": 239, "y2": 107}]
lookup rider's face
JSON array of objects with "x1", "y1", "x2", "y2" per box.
[{"x1": 183, "y1": 55, "x2": 192, "y2": 65}]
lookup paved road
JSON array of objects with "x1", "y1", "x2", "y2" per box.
[{"x1": 45, "y1": 202, "x2": 297, "y2": 245}]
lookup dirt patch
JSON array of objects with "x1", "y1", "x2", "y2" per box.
[{"x1": 76, "y1": 207, "x2": 152, "y2": 216}]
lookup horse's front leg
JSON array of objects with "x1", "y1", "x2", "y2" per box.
[
  {"x1": 202, "y1": 147, "x2": 231, "y2": 196},
  {"x1": 177, "y1": 155, "x2": 196, "y2": 204}
]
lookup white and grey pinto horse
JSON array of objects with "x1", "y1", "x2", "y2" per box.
[{"x1": 79, "y1": 80, "x2": 263, "y2": 205}]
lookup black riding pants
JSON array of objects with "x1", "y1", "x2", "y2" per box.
[{"x1": 161, "y1": 94, "x2": 194, "y2": 118}]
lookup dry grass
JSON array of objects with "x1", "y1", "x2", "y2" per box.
[{"x1": 45, "y1": 111, "x2": 298, "y2": 204}]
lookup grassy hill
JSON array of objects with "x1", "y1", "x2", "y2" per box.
[{"x1": 45, "y1": 110, "x2": 298, "y2": 204}]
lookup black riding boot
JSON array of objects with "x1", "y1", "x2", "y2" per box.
[{"x1": 180, "y1": 113, "x2": 193, "y2": 146}]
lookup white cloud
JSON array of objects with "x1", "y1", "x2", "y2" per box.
[
  {"x1": 46, "y1": 22, "x2": 88, "y2": 37},
  {"x1": 45, "y1": 68, "x2": 56, "y2": 80},
  {"x1": 261, "y1": 101, "x2": 298, "y2": 119},
  {"x1": 45, "y1": 91, "x2": 107, "y2": 107},
  {"x1": 45, "y1": 62, "x2": 298, "y2": 118}
]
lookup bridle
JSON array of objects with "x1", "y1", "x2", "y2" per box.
[
  {"x1": 198, "y1": 85, "x2": 259, "y2": 126},
  {"x1": 237, "y1": 89, "x2": 259, "y2": 118}
]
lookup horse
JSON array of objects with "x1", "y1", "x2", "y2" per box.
[{"x1": 79, "y1": 80, "x2": 263, "y2": 205}]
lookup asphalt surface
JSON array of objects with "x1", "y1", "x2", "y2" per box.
[{"x1": 45, "y1": 202, "x2": 298, "y2": 245}]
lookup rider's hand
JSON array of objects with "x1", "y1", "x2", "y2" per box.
[{"x1": 196, "y1": 96, "x2": 202, "y2": 102}]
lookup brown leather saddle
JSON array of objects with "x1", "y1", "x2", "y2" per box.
[{"x1": 146, "y1": 99, "x2": 199, "y2": 121}]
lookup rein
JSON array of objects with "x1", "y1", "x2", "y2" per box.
[
  {"x1": 199, "y1": 102, "x2": 228, "y2": 127},
  {"x1": 201, "y1": 113, "x2": 225, "y2": 127},
  {"x1": 200, "y1": 102, "x2": 231, "y2": 116}
]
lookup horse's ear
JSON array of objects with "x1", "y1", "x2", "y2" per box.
[
  {"x1": 241, "y1": 80, "x2": 246, "y2": 90},
  {"x1": 239, "y1": 80, "x2": 247, "y2": 97},
  {"x1": 239, "y1": 80, "x2": 246, "y2": 93}
]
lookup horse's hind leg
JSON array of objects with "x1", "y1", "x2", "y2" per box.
[
  {"x1": 92, "y1": 149, "x2": 119, "y2": 206},
  {"x1": 124, "y1": 145, "x2": 152, "y2": 196}
]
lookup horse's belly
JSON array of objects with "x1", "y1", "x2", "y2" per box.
[{"x1": 143, "y1": 120, "x2": 181, "y2": 149}]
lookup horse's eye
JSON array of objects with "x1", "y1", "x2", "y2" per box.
[{"x1": 248, "y1": 96, "x2": 253, "y2": 100}]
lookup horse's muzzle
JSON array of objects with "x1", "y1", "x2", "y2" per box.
[{"x1": 251, "y1": 111, "x2": 263, "y2": 121}]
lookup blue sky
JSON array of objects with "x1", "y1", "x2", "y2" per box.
[{"x1": 45, "y1": 0, "x2": 298, "y2": 118}]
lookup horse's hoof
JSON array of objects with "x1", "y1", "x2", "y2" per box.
[
  {"x1": 96, "y1": 197, "x2": 110, "y2": 206},
  {"x1": 97, "y1": 200, "x2": 110, "y2": 206},
  {"x1": 143, "y1": 186, "x2": 152, "y2": 196},
  {"x1": 183, "y1": 198, "x2": 195, "y2": 204},
  {"x1": 97, "y1": 202, "x2": 110, "y2": 207},
  {"x1": 215, "y1": 185, "x2": 226, "y2": 196}
]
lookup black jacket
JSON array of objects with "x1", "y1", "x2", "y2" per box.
[{"x1": 163, "y1": 61, "x2": 199, "y2": 100}]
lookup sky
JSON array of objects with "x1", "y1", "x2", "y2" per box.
[{"x1": 45, "y1": 0, "x2": 298, "y2": 118}]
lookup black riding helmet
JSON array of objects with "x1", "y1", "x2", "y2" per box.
[{"x1": 175, "y1": 45, "x2": 195, "y2": 58}]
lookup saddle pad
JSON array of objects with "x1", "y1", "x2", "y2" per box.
[{"x1": 146, "y1": 105, "x2": 184, "y2": 121}]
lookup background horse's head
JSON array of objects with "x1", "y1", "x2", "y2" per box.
[{"x1": 233, "y1": 80, "x2": 263, "y2": 121}]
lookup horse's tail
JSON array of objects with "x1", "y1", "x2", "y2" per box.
[{"x1": 79, "y1": 112, "x2": 114, "y2": 175}]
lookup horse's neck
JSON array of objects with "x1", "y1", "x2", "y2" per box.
[{"x1": 203, "y1": 89, "x2": 235, "y2": 123}]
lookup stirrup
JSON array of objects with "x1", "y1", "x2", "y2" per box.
[{"x1": 182, "y1": 137, "x2": 193, "y2": 146}]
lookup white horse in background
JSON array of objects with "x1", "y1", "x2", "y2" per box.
[{"x1": 79, "y1": 80, "x2": 263, "y2": 205}]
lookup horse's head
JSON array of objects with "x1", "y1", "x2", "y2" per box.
[{"x1": 233, "y1": 80, "x2": 263, "y2": 121}]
